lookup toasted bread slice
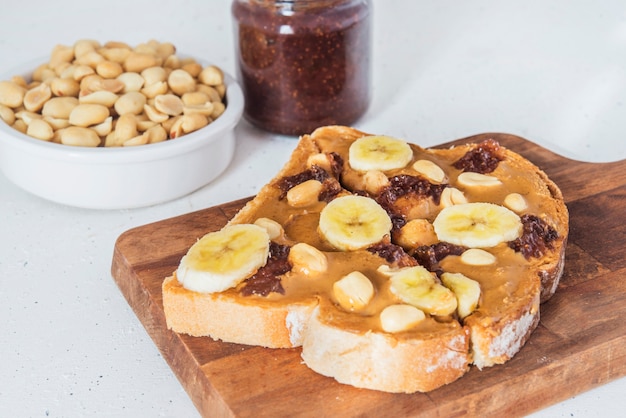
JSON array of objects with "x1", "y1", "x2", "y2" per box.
[{"x1": 162, "y1": 126, "x2": 568, "y2": 392}]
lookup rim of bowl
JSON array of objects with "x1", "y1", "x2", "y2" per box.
[{"x1": 0, "y1": 55, "x2": 243, "y2": 164}]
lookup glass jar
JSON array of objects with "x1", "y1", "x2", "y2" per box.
[{"x1": 231, "y1": 0, "x2": 371, "y2": 136}]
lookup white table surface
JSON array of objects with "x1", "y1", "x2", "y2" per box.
[{"x1": 1, "y1": 1, "x2": 625, "y2": 416}]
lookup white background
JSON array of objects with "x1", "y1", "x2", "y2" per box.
[{"x1": 1, "y1": 0, "x2": 625, "y2": 416}]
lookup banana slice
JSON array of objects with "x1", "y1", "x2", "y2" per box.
[
  {"x1": 348, "y1": 135, "x2": 413, "y2": 171},
  {"x1": 387, "y1": 266, "x2": 457, "y2": 316},
  {"x1": 433, "y1": 202, "x2": 522, "y2": 248},
  {"x1": 318, "y1": 195, "x2": 392, "y2": 251},
  {"x1": 176, "y1": 224, "x2": 270, "y2": 293},
  {"x1": 441, "y1": 272, "x2": 481, "y2": 319}
]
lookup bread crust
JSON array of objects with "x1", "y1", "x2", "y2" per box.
[
  {"x1": 163, "y1": 274, "x2": 318, "y2": 348},
  {"x1": 162, "y1": 126, "x2": 569, "y2": 393},
  {"x1": 301, "y1": 305, "x2": 471, "y2": 393}
]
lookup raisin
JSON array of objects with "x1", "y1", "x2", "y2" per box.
[
  {"x1": 318, "y1": 178, "x2": 342, "y2": 202},
  {"x1": 377, "y1": 174, "x2": 447, "y2": 207},
  {"x1": 374, "y1": 174, "x2": 446, "y2": 233},
  {"x1": 411, "y1": 242, "x2": 466, "y2": 274},
  {"x1": 389, "y1": 212, "x2": 407, "y2": 231},
  {"x1": 368, "y1": 242, "x2": 417, "y2": 267},
  {"x1": 509, "y1": 214, "x2": 558, "y2": 259},
  {"x1": 240, "y1": 242, "x2": 291, "y2": 297},
  {"x1": 328, "y1": 152, "x2": 344, "y2": 179},
  {"x1": 453, "y1": 139, "x2": 504, "y2": 174}
]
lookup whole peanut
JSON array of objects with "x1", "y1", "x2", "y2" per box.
[
  {"x1": 0, "y1": 81, "x2": 26, "y2": 108},
  {"x1": 0, "y1": 39, "x2": 229, "y2": 147}
]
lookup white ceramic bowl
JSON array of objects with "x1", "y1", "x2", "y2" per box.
[{"x1": 0, "y1": 58, "x2": 243, "y2": 209}]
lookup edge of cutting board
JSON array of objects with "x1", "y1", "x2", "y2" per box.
[{"x1": 111, "y1": 132, "x2": 626, "y2": 418}]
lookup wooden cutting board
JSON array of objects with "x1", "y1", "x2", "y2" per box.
[{"x1": 111, "y1": 133, "x2": 626, "y2": 417}]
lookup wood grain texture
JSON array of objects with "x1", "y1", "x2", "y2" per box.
[{"x1": 110, "y1": 133, "x2": 626, "y2": 417}]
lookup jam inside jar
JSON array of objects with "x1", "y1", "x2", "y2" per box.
[{"x1": 232, "y1": 0, "x2": 371, "y2": 135}]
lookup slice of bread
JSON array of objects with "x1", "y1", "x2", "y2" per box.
[{"x1": 162, "y1": 126, "x2": 568, "y2": 393}]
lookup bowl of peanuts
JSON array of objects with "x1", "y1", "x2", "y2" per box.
[{"x1": 0, "y1": 39, "x2": 243, "y2": 209}]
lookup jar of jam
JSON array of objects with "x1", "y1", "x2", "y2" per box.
[{"x1": 231, "y1": 0, "x2": 371, "y2": 135}]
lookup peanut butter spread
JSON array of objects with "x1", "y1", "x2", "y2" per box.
[{"x1": 222, "y1": 129, "x2": 567, "y2": 340}]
